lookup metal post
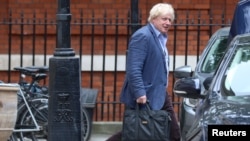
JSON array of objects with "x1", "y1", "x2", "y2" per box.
[
  {"x1": 48, "y1": 0, "x2": 81, "y2": 140},
  {"x1": 131, "y1": 0, "x2": 140, "y2": 34}
]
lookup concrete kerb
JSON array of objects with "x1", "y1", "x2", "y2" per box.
[{"x1": 92, "y1": 121, "x2": 123, "y2": 135}]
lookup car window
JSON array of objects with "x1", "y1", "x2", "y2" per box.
[
  {"x1": 223, "y1": 45, "x2": 250, "y2": 96},
  {"x1": 201, "y1": 38, "x2": 228, "y2": 73}
]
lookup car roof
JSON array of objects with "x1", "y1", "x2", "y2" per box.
[
  {"x1": 231, "y1": 32, "x2": 250, "y2": 45},
  {"x1": 215, "y1": 27, "x2": 230, "y2": 37},
  {"x1": 228, "y1": 0, "x2": 250, "y2": 43}
]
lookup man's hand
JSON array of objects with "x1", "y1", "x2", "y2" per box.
[{"x1": 136, "y1": 95, "x2": 147, "y2": 104}]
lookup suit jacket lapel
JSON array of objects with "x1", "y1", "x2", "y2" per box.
[{"x1": 146, "y1": 24, "x2": 167, "y2": 71}]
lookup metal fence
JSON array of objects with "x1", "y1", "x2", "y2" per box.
[{"x1": 0, "y1": 9, "x2": 231, "y2": 121}]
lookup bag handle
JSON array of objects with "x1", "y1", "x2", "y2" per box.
[
  {"x1": 135, "y1": 101, "x2": 153, "y2": 117},
  {"x1": 135, "y1": 101, "x2": 172, "y2": 121}
]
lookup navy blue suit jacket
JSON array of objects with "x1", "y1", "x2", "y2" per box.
[{"x1": 120, "y1": 24, "x2": 168, "y2": 110}]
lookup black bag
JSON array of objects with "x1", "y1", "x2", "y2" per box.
[{"x1": 121, "y1": 103, "x2": 171, "y2": 141}]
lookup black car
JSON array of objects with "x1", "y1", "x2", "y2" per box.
[
  {"x1": 174, "y1": 32, "x2": 250, "y2": 141},
  {"x1": 175, "y1": 27, "x2": 230, "y2": 139},
  {"x1": 174, "y1": 0, "x2": 250, "y2": 140}
]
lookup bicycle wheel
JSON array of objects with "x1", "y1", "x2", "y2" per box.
[
  {"x1": 19, "y1": 98, "x2": 48, "y2": 141},
  {"x1": 81, "y1": 107, "x2": 92, "y2": 141},
  {"x1": 7, "y1": 132, "x2": 19, "y2": 141},
  {"x1": 8, "y1": 95, "x2": 31, "y2": 141}
]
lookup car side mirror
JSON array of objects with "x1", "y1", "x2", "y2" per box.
[
  {"x1": 174, "y1": 65, "x2": 192, "y2": 79},
  {"x1": 203, "y1": 76, "x2": 213, "y2": 90},
  {"x1": 173, "y1": 77, "x2": 204, "y2": 99}
]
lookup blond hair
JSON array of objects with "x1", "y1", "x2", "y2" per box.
[{"x1": 147, "y1": 3, "x2": 175, "y2": 22}]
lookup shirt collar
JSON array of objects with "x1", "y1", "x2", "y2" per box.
[{"x1": 150, "y1": 23, "x2": 161, "y2": 37}]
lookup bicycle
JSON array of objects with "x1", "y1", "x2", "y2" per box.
[
  {"x1": 9, "y1": 90, "x2": 48, "y2": 141},
  {"x1": 8, "y1": 66, "x2": 49, "y2": 141},
  {"x1": 8, "y1": 66, "x2": 92, "y2": 141},
  {"x1": 14, "y1": 66, "x2": 49, "y2": 100}
]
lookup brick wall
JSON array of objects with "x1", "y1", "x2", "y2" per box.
[
  {"x1": 0, "y1": 0, "x2": 238, "y2": 55},
  {"x1": 0, "y1": 0, "x2": 239, "y2": 121}
]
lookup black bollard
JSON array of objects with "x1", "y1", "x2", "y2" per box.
[{"x1": 48, "y1": 0, "x2": 81, "y2": 141}]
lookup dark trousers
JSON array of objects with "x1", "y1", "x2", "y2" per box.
[{"x1": 106, "y1": 95, "x2": 181, "y2": 141}]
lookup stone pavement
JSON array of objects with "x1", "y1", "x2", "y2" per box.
[
  {"x1": 89, "y1": 121, "x2": 122, "y2": 141},
  {"x1": 8, "y1": 122, "x2": 120, "y2": 141},
  {"x1": 89, "y1": 133, "x2": 112, "y2": 141}
]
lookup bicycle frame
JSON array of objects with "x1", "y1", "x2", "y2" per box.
[{"x1": 13, "y1": 89, "x2": 41, "y2": 133}]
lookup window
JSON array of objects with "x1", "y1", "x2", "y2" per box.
[
  {"x1": 223, "y1": 46, "x2": 250, "y2": 96},
  {"x1": 201, "y1": 38, "x2": 228, "y2": 73}
]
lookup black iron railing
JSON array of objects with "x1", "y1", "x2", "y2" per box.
[{"x1": 0, "y1": 9, "x2": 231, "y2": 121}]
